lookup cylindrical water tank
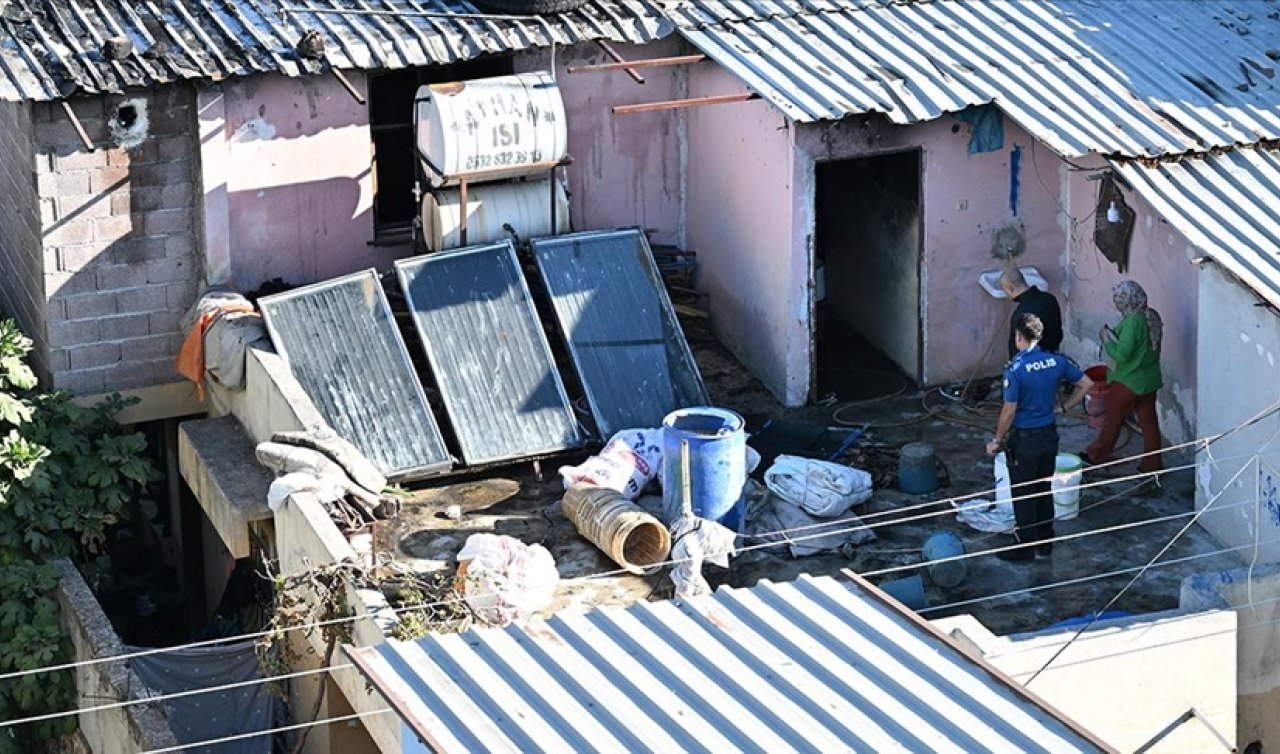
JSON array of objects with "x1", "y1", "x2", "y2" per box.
[
  {"x1": 421, "y1": 179, "x2": 570, "y2": 251},
  {"x1": 415, "y1": 71, "x2": 568, "y2": 188}
]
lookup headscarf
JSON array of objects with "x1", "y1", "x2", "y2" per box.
[{"x1": 1112, "y1": 280, "x2": 1163, "y2": 353}]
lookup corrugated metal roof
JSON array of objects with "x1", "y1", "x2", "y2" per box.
[
  {"x1": 394, "y1": 242, "x2": 583, "y2": 466},
  {"x1": 0, "y1": 0, "x2": 671, "y2": 102},
  {"x1": 531, "y1": 228, "x2": 708, "y2": 439},
  {"x1": 349, "y1": 574, "x2": 1109, "y2": 753},
  {"x1": 1112, "y1": 147, "x2": 1280, "y2": 311},
  {"x1": 675, "y1": 0, "x2": 1280, "y2": 158},
  {"x1": 258, "y1": 270, "x2": 452, "y2": 481}
]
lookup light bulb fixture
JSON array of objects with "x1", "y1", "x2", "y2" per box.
[{"x1": 1106, "y1": 200, "x2": 1120, "y2": 224}]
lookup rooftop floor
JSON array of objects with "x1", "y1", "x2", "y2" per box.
[{"x1": 374, "y1": 320, "x2": 1239, "y2": 637}]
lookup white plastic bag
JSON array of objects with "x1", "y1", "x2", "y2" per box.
[
  {"x1": 763, "y1": 455, "x2": 873, "y2": 517},
  {"x1": 668, "y1": 514, "x2": 737, "y2": 598},
  {"x1": 456, "y1": 534, "x2": 559, "y2": 626},
  {"x1": 558, "y1": 429, "x2": 663, "y2": 500},
  {"x1": 952, "y1": 498, "x2": 1016, "y2": 533},
  {"x1": 994, "y1": 452, "x2": 1013, "y2": 509}
]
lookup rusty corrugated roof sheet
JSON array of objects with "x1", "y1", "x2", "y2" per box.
[
  {"x1": 673, "y1": 0, "x2": 1280, "y2": 158},
  {"x1": 0, "y1": 0, "x2": 672, "y2": 102},
  {"x1": 348, "y1": 574, "x2": 1110, "y2": 753}
]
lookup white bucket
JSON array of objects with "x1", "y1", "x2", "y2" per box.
[{"x1": 1052, "y1": 453, "x2": 1084, "y2": 520}]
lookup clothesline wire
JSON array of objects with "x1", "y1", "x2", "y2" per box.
[{"x1": 3, "y1": 398, "x2": 1276, "y2": 687}]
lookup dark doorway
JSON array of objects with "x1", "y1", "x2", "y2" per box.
[{"x1": 814, "y1": 150, "x2": 922, "y2": 399}]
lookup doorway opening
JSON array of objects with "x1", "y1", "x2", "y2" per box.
[{"x1": 814, "y1": 150, "x2": 923, "y2": 401}]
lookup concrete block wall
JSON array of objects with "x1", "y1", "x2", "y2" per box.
[
  {"x1": 0, "y1": 100, "x2": 50, "y2": 377},
  {"x1": 33, "y1": 86, "x2": 201, "y2": 395}
]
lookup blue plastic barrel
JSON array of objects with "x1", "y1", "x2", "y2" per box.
[
  {"x1": 879, "y1": 575, "x2": 927, "y2": 610},
  {"x1": 898, "y1": 442, "x2": 939, "y2": 494},
  {"x1": 662, "y1": 407, "x2": 746, "y2": 528},
  {"x1": 922, "y1": 532, "x2": 967, "y2": 588}
]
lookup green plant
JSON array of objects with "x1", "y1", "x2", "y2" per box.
[{"x1": 0, "y1": 320, "x2": 159, "y2": 744}]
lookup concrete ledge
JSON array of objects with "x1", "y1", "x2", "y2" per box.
[
  {"x1": 178, "y1": 415, "x2": 273, "y2": 558},
  {"x1": 73, "y1": 381, "x2": 205, "y2": 424},
  {"x1": 207, "y1": 345, "x2": 328, "y2": 444},
  {"x1": 54, "y1": 559, "x2": 180, "y2": 753}
]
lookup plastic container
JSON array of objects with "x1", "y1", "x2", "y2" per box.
[
  {"x1": 922, "y1": 531, "x2": 967, "y2": 588},
  {"x1": 661, "y1": 407, "x2": 746, "y2": 527},
  {"x1": 1084, "y1": 365, "x2": 1110, "y2": 429},
  {"x1": 1052, "y1": 453, "x2": 1084, "y2": 520},
  {"x1": 416, "y1": 71, "x2": 568, "y2": 188},
  {"x1": 898, "y1": 442, "x2": 939, "y2": 494},
  {"x1": 422, "y1": 179, "x2": 569, "y2": 251},
  {"x1": 562, "y1": 486, "x2": 671, "y2": 574},
  {"x1": 878, "y1": 575, "x2": 927, "y2": 610}
]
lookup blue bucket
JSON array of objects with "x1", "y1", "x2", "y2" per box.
[
  {"x1": 662, "y1": 407, "x2": 746, "y2": 528},
  {"x1": 922, "y1": 532, "x2": 967, "y2": 588},
  {"x1": 879, "y1": 575, "x2": 927, "y2": 610},
  {"x1": 899, "y1": 442, "x2": 939, "y2": 494}
]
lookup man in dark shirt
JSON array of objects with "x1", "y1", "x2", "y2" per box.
[
  {"x1": 1002, "y1": 267, "x2": 1063, "y2": 359},
  {"x1": 986, "y1": 314, "x2": 1093, "y2": 561}
]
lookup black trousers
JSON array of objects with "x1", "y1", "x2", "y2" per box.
[{"x1": 1007, "y1": 425, "x2": 1059, "y2": 545}]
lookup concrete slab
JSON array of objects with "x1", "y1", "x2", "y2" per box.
[{"x1": 178, "y1": 415, "x2": 273, "y2": 558}]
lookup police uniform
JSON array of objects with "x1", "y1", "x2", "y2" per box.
[{"x1": 1002, "y1": 345, "x2": 1084, "y2": 550}]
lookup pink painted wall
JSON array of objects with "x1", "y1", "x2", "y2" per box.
[
  {"x1": 516, "y1": 41, "x2": 684, "y2": 245},
  {"x1": 204, "y1": 73, "x2": 405, "y2": 292},
  {"x1": 686, "y1": 64, "x2": 808, "y2": 404},
  {"x1": 795, "y1": 117, "x2": 1069, "y2": 387},
  {"x1": 1061, "y1": 161, "x2": 1199, "y2": 443}
]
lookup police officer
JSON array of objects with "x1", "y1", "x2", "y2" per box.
[{"x1": 985, "y1": 313, "x2": 1093, "y2": 561}]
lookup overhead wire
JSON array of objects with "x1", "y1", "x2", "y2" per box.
[{"x1": 4, "y1": 398, "x2": 1277, "y2": 700}]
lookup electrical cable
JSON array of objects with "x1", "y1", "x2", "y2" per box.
[
  {"x1": 5, "y1": 401, "x2": 1277, "y2": 690},
  {"x1": 139, "y1": 709, "x2": 394, "y2": 754}
]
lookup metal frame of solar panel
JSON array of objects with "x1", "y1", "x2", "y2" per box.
[
  {"x1": 530, "y1": 228, "x2": 709, "y2": 438},
  {"x1": 395, "y1": 241, "x2": 583, "y2": 465},
  {"x1": 258, "y1": 269, "x2": 452, "y2": 481}
]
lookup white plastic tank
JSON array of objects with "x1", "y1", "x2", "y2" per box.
[
  {"x1": 415, "y1": 71, "x2": 568, "y2": 188},
  {"x1": 422, "y1": 179, "x2": 570, "y2": 252}
]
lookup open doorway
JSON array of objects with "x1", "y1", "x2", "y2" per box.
[{"x1": 814, "y1": 150, "x2": 922, "y2": 399}]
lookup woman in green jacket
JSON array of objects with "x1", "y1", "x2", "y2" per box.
[{"x1": 1084, "y1": 280, "x2": 1164, "y2": 472}]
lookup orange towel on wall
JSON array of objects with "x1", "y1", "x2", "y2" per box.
[{"x1": 174, "y1": 301, "x2": 256, "y2": 401}]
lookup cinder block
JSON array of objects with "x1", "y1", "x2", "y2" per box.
[
  {"x1": 53, "y1": 368, "x2": 106, "y2": 395},
  {"x1": 164, "y1": 232, "x2": 195, "y2": 258},
  {"x1": 68, "y1": 341, "x2": 122, "y2": 370},
  {"x1": 37, "y1": 171, "x2": 90, "y2": 197},
  {"x1": 129, "y1": 333, "x2": 179, "y2": 359},
  {"x1": 54, "y1": 150, "x2": 109, "y2": 172},
  {"x1": 89, "y1": 166, "x2": 131, "y2": 194},
  {"x1": 149, "y1": 355, "x2": 179, "y2": 382},
  {"x1": 39, "y1": 198, "x2": 57, "y2": 226},
  {"x1": 144, "y1": 257, "x2": 194, "y2": 285},
  {"x1": 43, "y1": 219, "x2": 95, "y2": 247},
  {"x1": 166, "y1": 280, "x2": 198, "y2": 310},
  {"x1": 143, "y1": 209, "x2": 190, "y2": 236},
  {"x1": 106, "y1": 148, "x2": 131, "y2": 167},
  {"x1": 47, "y1": 318, "x2": 101, "y2": 348},
  {"x1": 102, "y1": 359, "x2": 158, "y2": 391},
  {"x1": 56, "y1": 193, "x2": 114, "y2": 223},
  {"x1": 106, "y1": 236, "x2": 167, "y2": 265},
  {"x1": 156, "y1": 137, "x2": 191, "y2": 162},
  {"x1": 98, "y1": 313, "x2": 150, "y2": 341},
  {"x1": 131, "y1": 162, "x2": 192, "y2": 187},
  {"x1": 116, "y1": 285, "x2": 171, "y2": 314},
  {"x1": 93, "y1": 214, "x2": 139, "y2": 242},
  {"x1": 148, "y1": 309, "x2": 182, "y2": 334},
  {"x1": 61, "y1": 292, "x2": 118, "y2": 320},
  {"x1": 34, "y1": 119, "x2": 109, "y2": 150},
  {"x1": 45, "y1": 271, "x2": 95, "y2": 298},
  {"x1": 57, "y1": 243, "x2": 110, "y2": 272},
  {"x1": 95, "y1": 263, "x2": 147, "y2": 292}
]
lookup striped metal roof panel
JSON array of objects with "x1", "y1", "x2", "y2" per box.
[
  {"x1": 1112, "y1": 148, "x2": 1280, "y2": 311},
  {"x1": 349, "y1": 574, "x2": 1109, "y2": 753},
  {"x1": 0, "y1": 0, "x2": 671, "y2": 102},
  {"x1": 674, "y1": 0, "x2": 1280, "y2": 158}
]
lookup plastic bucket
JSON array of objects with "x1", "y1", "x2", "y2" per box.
[
  {"x1": 1052, "y1": 453, "x2": 1083, "y2": 520},
  {"x1": 661, "y1": 407, "x2": 747, "y2": 527},
  {"x1": 898, "y1": 442, "x2": 939, "y2": 494},
  {"x1": 922, "y1": 532, "x2": 967, "y2": 588},
  {"x1": 1084, "y1": 365, "x2": 1110, "y2": 429},
  {"x1": 879, "y1": 575, "x2": 927, "y2": 610}
]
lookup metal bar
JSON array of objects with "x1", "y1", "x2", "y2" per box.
[
  {"x1": 437, "y1": 158, "x2": 570, "y2": 183},
  {"x1": 459, "y1": 178, "x2": 468, "y2": 247},
  {"x1": 549, "y1": 165, "x2": 557, "y2": 235},
  {"x1": 59, "y1": 101, "x2": 95, "y2": 152},
  {"x1": 570, "y1": 53, "x2": 706, "y2": 75},
  {"x1": 591, "y1": 40, "x2": 644, "y2": 84},
  {"x1": 612, "y1": 92, "x2": 760, "y2": 115},
  {"x1": 331, "y1": 68, "x2": 366, "y2": 104}
]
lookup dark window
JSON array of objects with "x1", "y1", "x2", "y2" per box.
[{"x1": 369, "y1": 57, "x2": 514, "y2": 242}]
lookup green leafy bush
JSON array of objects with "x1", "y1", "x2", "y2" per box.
[{"x1": 0, "y1": 320, "x2": 159, "y2": 744}]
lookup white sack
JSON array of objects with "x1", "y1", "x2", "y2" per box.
[
  {"x1": 266, "y1": 471, "x2": 345, "y2": 513},
  {"x1": 763, "y1": 454, "x2": 873, "y2": 517},
  {"x1": 456, "y1": 534, "x2": 558, "y2": 626},
  {"x1": 559, "y1": 429, "x2": 663, "y2": 500},
  {"x1": 668, "y1": 514, "x2": 737, "y2": 599},
  {"x1": 952, "y1": 498, "x2": 1016, "y2": 534}
]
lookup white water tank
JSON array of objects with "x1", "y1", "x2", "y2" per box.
[
  {"x1": 422, "y1": 179, "x2": 570, "y2": 251},
  {"x1": 415, "y1": 71, "x2": 568, "y2": 188}
]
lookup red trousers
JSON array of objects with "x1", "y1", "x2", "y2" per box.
[{"x1": 1086, "y1": 381, "x2": 1163, "y2": 472}]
